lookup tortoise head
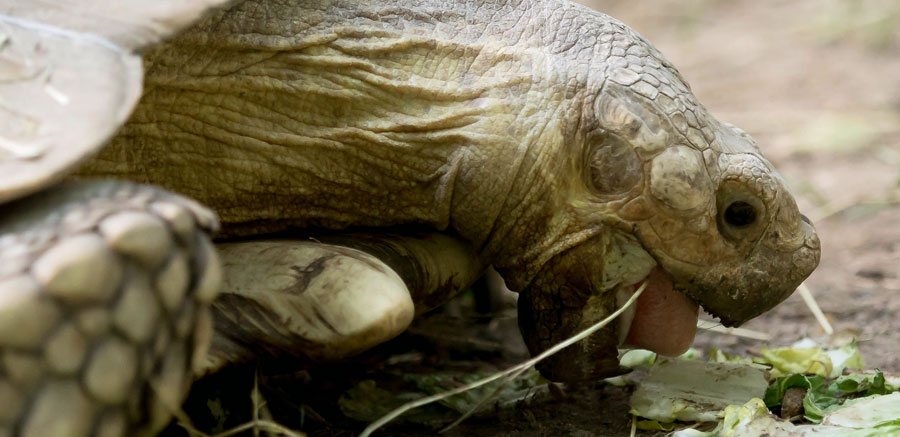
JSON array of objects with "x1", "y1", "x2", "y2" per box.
[
  {"x1": 581, "y1": 80, "x2": 821, "y2": 326},
  {"x1": 501, "y1": 12, "x2": 820, "y2": 381}
]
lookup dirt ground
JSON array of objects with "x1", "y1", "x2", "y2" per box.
[{"x1": 165, "y1": 1, "x2": 900, "y2": 436}]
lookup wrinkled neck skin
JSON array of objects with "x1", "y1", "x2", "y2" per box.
[{"x1": 88, "y1": 0, "x2": 614, "y2": 286}]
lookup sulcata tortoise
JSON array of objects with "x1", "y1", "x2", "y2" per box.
[{"x1": 0, "y1": 0, "x2": 820, "y2": 435}]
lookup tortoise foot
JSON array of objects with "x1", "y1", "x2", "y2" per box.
[
  {"x1": 203, "y1": 232, "x2": 485, "y2": 373},
  {"x1": 206, "y1": 240, "x2": 416, "y2": 371},
  {"x1": 0, "y1": 181, "x2": 221, "y2": 437}
]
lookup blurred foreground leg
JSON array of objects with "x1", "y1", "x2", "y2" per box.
[{"x1": 0, "y1": 181, "x2": 221, "y2": 437}]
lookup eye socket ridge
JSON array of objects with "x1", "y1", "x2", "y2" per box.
[
  {"x1": 584, "y1": 131, "x2": 642, "y2": 196},
  {"x1": 715, "y1": 181, "x2": 767, "y2": 242}
]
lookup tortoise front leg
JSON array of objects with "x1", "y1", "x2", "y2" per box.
[
  {"x1": 203, "y1": 232, "x2": 486, "y2": 373},
  {"x1": 0, "y1": 181, "x2": 221, "y2": 437}
]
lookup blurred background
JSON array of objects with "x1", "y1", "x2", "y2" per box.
[{"x1": 580, "y1": 0, "x2": 900, "y2": 371}]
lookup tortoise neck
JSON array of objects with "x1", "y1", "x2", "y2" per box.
[{"x1": 83, "y1": 0, "x2": 598, "y2": 282}]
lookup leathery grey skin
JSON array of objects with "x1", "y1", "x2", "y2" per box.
[
  {"x1": 202, "y1": 232, "x2": 485, "y2": 374},
  {"x1": 81, "y1": 0, "x2": 821, "y2": 383}
]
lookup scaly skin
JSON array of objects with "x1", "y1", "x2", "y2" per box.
[
  {"x1": 0, "y1": 181, "x2": 220, "y2": 436},
  {"x1": 84, "y1": 0, "x2": 820, "y2": 379}
]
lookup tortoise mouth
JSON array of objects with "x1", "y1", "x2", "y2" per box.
[{"x1": 615, "y1": 267, "x2": 699, "y2": 356}]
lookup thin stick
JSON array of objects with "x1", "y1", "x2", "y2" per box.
[
  {"x1": 630, "y1": 414, "x2": 636, "y2": 437},
  {"x1": 360, "y1": 282, "x2": 648, "y2": 437},
  {"x1": 159, "y1": 375, "x2": 305, "y2": 437},
  {"x1": 252, "y1": 371, "x2": 260, "y2": 437},
  {"x1": 797, "y1": 282, "x2": 834, "y2": 335},
  {"x1": 696, "y1": 319, "x2": 772, "y2": 341}
]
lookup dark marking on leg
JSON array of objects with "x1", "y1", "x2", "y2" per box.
[{"x1": 286, "y1": 255, "x2": 336, "y2": 295}]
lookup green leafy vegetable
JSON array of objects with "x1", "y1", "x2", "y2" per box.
[
  {"x1": 765, "y1": 370, "x2": 897, "y2": 423},
  {"x1": 629, "y1": 359, "x2": 769, "y2": 423},
  {"x1": 824, "y1": 340, "x2": 865, "y2": 377},
  {"x1": 830, "y1": 370, "x2": 894, "y2": 396},
  {"x1": 824, "y1": 392, "x2": 900, "y2": 428},
  {"x1": 759, "y1": 339, "x2": 866, "y2": 378},
  {"x1": 761, "y1": 346, "x2": 832, "y2": 377},
  {"x1": 632, "y1": 339, "x2": 897, "y2": 436},
  {"x1": 619, "y1": 349, "x2": 657, "y2": 368},
  {"x1": 671, "y1": 398, "x2": 770, "y2": 437}
]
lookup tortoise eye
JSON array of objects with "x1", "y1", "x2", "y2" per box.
[
  {"x1": 723, "y1": 201, "x2": 757, "y2": 228},
  {"x1": 586, "y1": 133, "x2": 640, "y2": 195}
]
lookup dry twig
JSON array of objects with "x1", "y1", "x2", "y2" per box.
[
  {"x1": 797, "y1": 282, "x2": 834, "y2": 335},
  {"x1": 696, "y1": 319, "x2": 772, "y2": 341}
]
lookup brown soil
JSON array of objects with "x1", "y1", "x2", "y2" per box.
[{"x1": 164, "y1": 1, "x2": 900, "y2": 436}]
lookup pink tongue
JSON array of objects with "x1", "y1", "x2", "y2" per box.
[{"x1": 624, "y1": 268, "x2": 699, "y2": 356}]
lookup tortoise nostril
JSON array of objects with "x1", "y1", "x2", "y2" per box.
[
  {"x1": 800, "y1": 214, "x2": 811, "y2": 225},
  {"x1": 724, "y1": 201, "x2": 757, "y2": 228}
]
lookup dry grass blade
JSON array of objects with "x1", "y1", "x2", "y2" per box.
[
  {"x1": 252, "y1": 371, "x2": 261, "y2": 437},
  {"x1": 160, "y1": 372, "x2": 305, "y2": 437},
  {"x1": 209, "y1": 421, "x2": 306, "y2": 437},
  {"x1": 797, "y1": 282, "x2": 834, "y2": 335},
  {"x1": 696, "y1": 319, "x2": 772, "y2": 341},
  {"x1": 208, "y1": 369, "x2": 306, "y2": 437},
  {"x1": 360, "y1": 282, "x2": 648, "y2": 437}
]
